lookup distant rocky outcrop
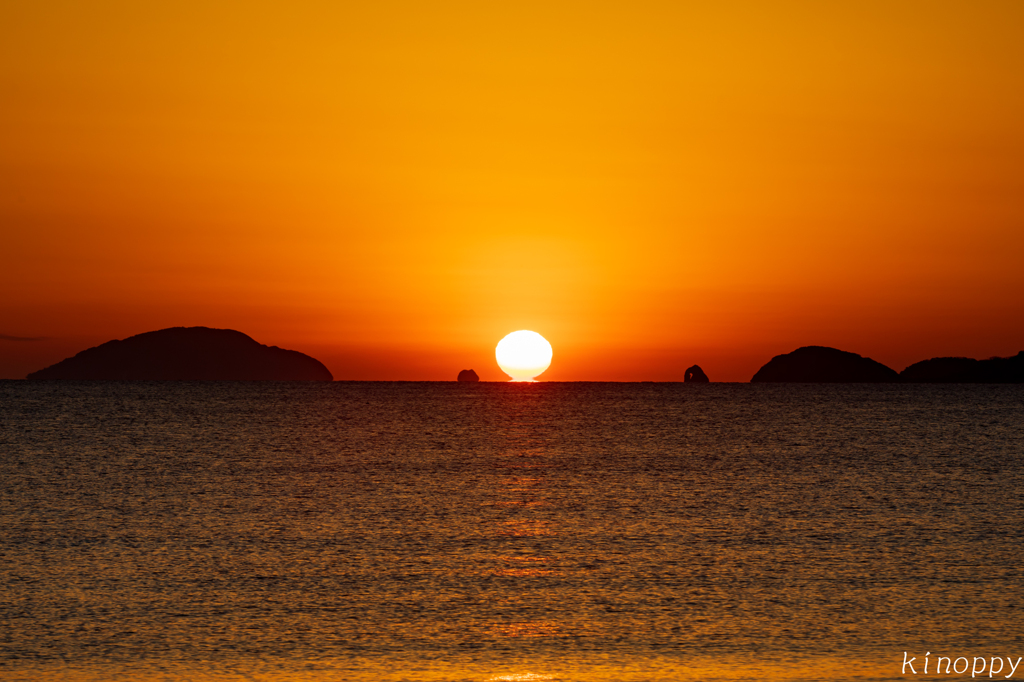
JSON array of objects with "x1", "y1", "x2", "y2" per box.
[
  {"x1": 457, "y1": 369, "x2": 480, "y2": 382},
  {"x1": 684, "y1": 365, "x2": 709, "y2": 383},
  {"x1": 751, "y1": 346, "x2": 899, "y2": 383},
  {"x1": 901, "y1": 352, "x2": 1024, "y2": 383},
  {"x1": 26, "y1": 327, "x2": 333, "y2": 381}
]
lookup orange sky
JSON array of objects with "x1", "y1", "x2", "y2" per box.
[{"x1": 2, "y1": 1, "x2": 1023, "y2": 381}]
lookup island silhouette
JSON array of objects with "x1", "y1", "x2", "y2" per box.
[
  {"x1": 751, "y1": 346, "x2": 901, "y2": 383},
  {"x1": 27, "y1": 327, "x2": 332, "y2": 381}
]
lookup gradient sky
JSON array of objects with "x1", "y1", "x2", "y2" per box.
[{"x1": 2, "y1": 1, "x2": 1023, "y2": 380}]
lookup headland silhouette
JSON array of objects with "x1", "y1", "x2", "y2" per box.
[
  {"x1": 749, "y1": 346, "x2": 1023, "y2": 383},
  {"x1": 27, "y1": 327, "x2": 332, "y2": 381},
  {"x1": 900, "y1": 352, "x2": 1024, "y2": 383}
]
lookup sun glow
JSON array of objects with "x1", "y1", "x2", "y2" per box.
[{"x1": 495, "y1": 331, "x2": 552, "y2": 382}]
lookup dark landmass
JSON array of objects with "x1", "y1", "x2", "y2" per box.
[
  {"x1": 901, "y1": 352, "x2": 1024, "y2": 383},
  {"x1": 684, "y1": 365, "x2": 709, "y2": 383},
  {"x1": 26, "y1": 327, "x2": 333, "y2": 381},
  {"x1": 751, "y1": 346, "x2": 899, "y2": 383},
  {"x1": 457, "y1": 369, "x2": 480, "y2": 382}
]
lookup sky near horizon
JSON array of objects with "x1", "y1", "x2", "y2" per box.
[{"x1": 2, "y1": 1, "x2": 1023, "y2": 381}]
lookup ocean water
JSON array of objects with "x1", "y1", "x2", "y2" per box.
[{"x1": 2, "y1": 382, "x2": 1023, "y2": 682}]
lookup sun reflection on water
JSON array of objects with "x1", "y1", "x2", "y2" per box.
[
  {"x1": 498, "y1": 519, "x2": 552, "y2": 536},
  {"x1": 493, "y1": 555, "x2": 557, "y2": 576},
  {"x1": 490, "y1": 621, "x2": 564, "y2": 638}
]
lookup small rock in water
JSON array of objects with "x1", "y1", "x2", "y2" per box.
[
  {"x1": 457, "y1": 369, "x2": 480, "y2": 382},
  {"x1": 684, "y1": 365, "x2": 710, "y2": 383}
]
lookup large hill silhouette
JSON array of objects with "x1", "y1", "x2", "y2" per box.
[
  {"x1": 751, "y1": 346, "x2": 899, "y2": 383},
  {"x1": 27, "y1": 327, "x2": 333, "y2": 381}
]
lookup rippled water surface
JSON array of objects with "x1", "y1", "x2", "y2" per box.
[{"x1": 2, "y1": 382, "x2": 1024, "y2": 681}]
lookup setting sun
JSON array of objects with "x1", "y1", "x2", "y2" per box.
[{"x1": 495, "y1": 331, "x2": 553, "y2": 382}]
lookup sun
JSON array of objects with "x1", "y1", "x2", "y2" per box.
[{"x1": 496, "y1": 330, "x2": 553, "y2": 382}]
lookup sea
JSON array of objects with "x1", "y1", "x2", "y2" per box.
[{"x1": 2, "y1": 382, "x2": 1023, "y2": 682}]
